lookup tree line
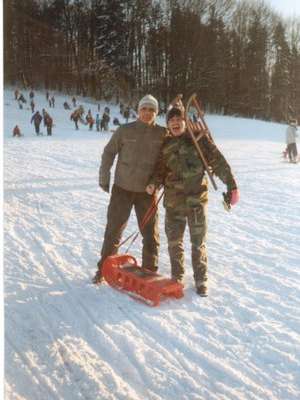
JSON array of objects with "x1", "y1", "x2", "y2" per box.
[{"x1": 4, "y1": 0, "x2": 300, "y2": 122}]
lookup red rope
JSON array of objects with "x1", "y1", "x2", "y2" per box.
[{"x1": 117, "y1": 190, "x2": 164, "y2": 251}]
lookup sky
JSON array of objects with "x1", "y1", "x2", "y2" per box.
[{"x1": 267, "y1": 0, "x2": 300, "y2": 17}]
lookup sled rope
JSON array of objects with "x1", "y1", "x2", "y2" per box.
[{"x1": 116, "y1": 190, "x2": 164, "y2": 253}]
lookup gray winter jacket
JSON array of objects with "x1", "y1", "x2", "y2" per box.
[
  {"x1": 99, "y1": 120, "x2": 166, "y2": 192},
  {"x1": 286, "y1": 125, "x2": 298, "y2": 144}
]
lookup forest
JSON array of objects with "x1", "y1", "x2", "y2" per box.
[{"x1": 4, "y1": 0, "x2": 300, "y2": 121}]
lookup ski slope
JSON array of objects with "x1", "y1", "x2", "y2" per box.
[{"x1": 3, "y1": 88, "x2": 300, "y2": 400}]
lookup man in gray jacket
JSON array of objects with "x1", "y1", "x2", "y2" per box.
[
  {"x1": 93, "y1": 95, "x2": 166, "y2": 284},
  {"x1": 286, "y1": 119, "x2": 298, "y2": 163}
]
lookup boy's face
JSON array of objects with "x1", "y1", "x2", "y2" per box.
[
  {"x1": 138, "y1": 107, "x2": 157, "y2": 125},
  {"x1": 168, "y1": 115, "x2": 186, "y2": 136}
]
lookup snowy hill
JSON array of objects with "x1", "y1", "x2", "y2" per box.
[{"x1": 4, "y1": 88, "x2": 300, "y2": 400}]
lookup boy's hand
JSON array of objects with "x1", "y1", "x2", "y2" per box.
[
  {"x1": 146, "y1": 184, "x2": 155, "y2": 195},
  {"x1": 223, "y1": 188, "x2": 240, "y2": 211},
  {"x1": 229, "y1": 188, "x2": 240, "y2": 206}
]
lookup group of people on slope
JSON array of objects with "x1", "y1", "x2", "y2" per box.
[
  {"x1": 30, "y1": 109, "x2": 53, "y2": 136},
  {"x1": 70, "y1": 106, "x2": 111, "y2": 131},
  {"x1": 13, "y1": 89, "x2": 54, "y2": 137},
  {"x1": 92, "y1": 94, "x2": 240, "y2": 297}
]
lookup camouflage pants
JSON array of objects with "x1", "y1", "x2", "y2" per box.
[
  {"x1": 165, "y1": 203, "x2": 208, "y2": 286},
  {"x1": 98, "y1": 184, "x2": 159, "y2": 271}
]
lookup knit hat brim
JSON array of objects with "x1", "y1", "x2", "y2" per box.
[
  {"x1": 166, "y1": 107, "x2": 184, "y2": 123},
  {"x1": 138, "y1": 95, "x2": 159, "y2": 114}
]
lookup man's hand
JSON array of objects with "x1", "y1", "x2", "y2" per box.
[
  {"x1": 146, "y1": 184, "x2": 155, "y2": 195},
  {"x1": 100, "y1": 183, "x2": 109, "y2": 193}
]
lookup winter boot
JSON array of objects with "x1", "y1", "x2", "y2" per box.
[
  {"x1": 92, "y1": 260, "x2": 104, "y2": 284},
  {"x1": 172, "y1": 275, "x2": 184, "y2": 285},
  {"x1": 196, "y1": 284, "x2": 208, "y2": 297},
  {"x1": 92, "y1": 269, "x2": 104, "y2": 284},
  {"x1": 141, "y1": 265, "x2": 158, "y2": 273}
]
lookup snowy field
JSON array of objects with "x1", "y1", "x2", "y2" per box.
[{"x1": 3, "y1": 88, "x2": 300, "y2": 400}]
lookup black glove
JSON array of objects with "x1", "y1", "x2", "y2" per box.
[
  {"x1": 222, "y1": 191, "x2": 231, "y2": 210},
  {"x1": 100, "y1": 183, "x2": 109, "y2": 193}
]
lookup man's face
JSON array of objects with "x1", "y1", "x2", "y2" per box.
[
  {"x1": 138, "y1": 106, "x2": 157, "y2": 125},
  {"x1": 168, "y1": 115, "x2": 186, "y2": 136}
]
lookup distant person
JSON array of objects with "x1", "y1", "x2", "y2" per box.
[
  {"x1": 113, "y1": 117, "x2": 121, "y2": 126},
  {"x1": 31, "y1": 111, "x2": 43, "y2": 135},
  {"x1": 101, "y1": 111, "x2": 110, "y2": 131},
  {"x1": 12, "y1": 125, "x2": 21, "y2": 137},
  {"x1": 72, "y1": 97, "x2": 77, "y2": 107},
  {"x1": 46, "y1": 91, "x2": 50, "y2": 101},
  {"x1": 286, "y1": 119, "x2": 298, "y2": 163},
  {"x1": 70, "y1": 110, "x2": 80, "y2": 130},
  {"x1": 63, "y1": 101, "x2": 71, "y2": 110},
  {"x1": 51, "y1": 96, "x2": 55, "y2": 108},
  {"x1": 18, "y1": 94, "x2": 26, "y2": 104},
  {"x1": 29, "y1": 90, "x2": 34, "y2": 99},
  {"x1": 123, "y1": 107, "x2": 130, "y2": 123},
  {"x1": 14, "y1": 89, "x2": 19, "y2": 100},
  {"x1": 30, "y1": 99, "x2": 35, "y2": 113},
  {"x1": 43, "y1": 109, "x2": 53, "y2": 136},
  {"x1": 86, "y1": 110, "x2": 94, "y2": 130},
  {"x1": 96, "y1": 114, "x2": 101, "y2": 131}
]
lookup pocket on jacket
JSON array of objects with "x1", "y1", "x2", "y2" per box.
[{"x1": 121, "y1": 138, "x2": 137, "y2": 162}]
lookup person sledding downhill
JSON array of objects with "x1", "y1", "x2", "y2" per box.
[
  {"x1": 146, "y1": 99, "x2": 239, "y2": 297},
  {"x1": 93, "y1": 95, "x2": 166, "y2": 284}
]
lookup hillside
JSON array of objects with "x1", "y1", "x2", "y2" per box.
[{"x1": 4, "y1": 88, "x2": 300, "y2": 400}]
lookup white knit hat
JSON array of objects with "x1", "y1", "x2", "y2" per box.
[{"x1": 138, "y1": 94, "x2": 159, "y2": 114}]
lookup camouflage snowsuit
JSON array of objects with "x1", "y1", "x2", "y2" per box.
[{"x1": 150, "y1": 131, "x2": 237, "y2": 286}]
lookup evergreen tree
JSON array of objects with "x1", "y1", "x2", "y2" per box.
[
  {"x1": 244, "y1": 8, "x2": 269, "y2": 118},
  {"x1": 270, "y1": 21, "x2": 290, "y2": 121},
  {"x1": 93, "y1": 0, "x2": 128, "y2": 81}
]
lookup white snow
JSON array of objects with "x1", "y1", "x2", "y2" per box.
[{"x1": 3, "y1": 88, "x2": 300, "y2": 400}]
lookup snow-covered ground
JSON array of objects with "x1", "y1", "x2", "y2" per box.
[{"x1": 3, "y1": 88, "x2": 300, "y2": 400}]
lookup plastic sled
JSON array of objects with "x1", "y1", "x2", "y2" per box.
[{"x1": 102, "y1": 254, "x2": 184, "y2": 306}]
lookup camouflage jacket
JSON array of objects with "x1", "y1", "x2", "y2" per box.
[
  {"x1": 99, "y1": 120, "x2": 166, "y2": 192},
  {"x1": 150, "y1": 131, "x2": 237, "y2": 208}
]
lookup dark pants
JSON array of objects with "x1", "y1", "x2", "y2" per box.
[
  {"x1": 47, "y1": 126, "x2": 52, "y2": 136},
  {"x1": 98, "y1": 184, "x2": 159, "y2": 271},
  {"x1": 287, "y1": 143, "x2": 298, "y2": 162},
  {"x1": 34, "y1": 123, "x2": 40, "y2": 135}
]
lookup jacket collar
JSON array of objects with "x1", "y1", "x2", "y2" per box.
[{"x1": 136, "y1": 119, "x2": 157, "y2": 129}]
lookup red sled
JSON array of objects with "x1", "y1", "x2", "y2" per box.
[{"x1": 102, "y1": 254, "x2": 184, "y2": 306}]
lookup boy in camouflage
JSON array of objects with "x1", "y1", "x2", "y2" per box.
[{"x1": 146, "y1": 107, "x2": 239, "y2": 296}]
